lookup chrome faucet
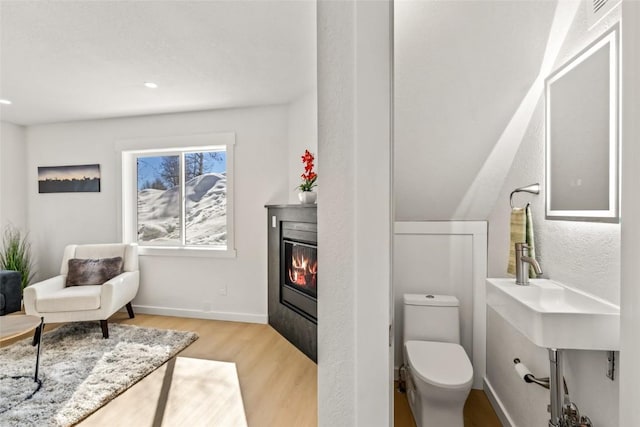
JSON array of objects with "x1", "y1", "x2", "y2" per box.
[{"x1": 515, "y1": 242, "x2": 543, "y2": 286}]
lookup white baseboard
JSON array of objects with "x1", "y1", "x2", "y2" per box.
[
  {"x1": 130, "y1": 304, "x2": 268, "y2": 324},
  {"x1": 483, "y1": 377, "x2": 515, "y2": 427}
]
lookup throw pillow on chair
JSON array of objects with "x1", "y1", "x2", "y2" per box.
[{"x1": 66, "y1": 257, "x2": 124, "y2": 287}]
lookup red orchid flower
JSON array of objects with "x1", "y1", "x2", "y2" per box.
[{"x1": 298, "y1": 150, "x2": 318, "y2": 192}]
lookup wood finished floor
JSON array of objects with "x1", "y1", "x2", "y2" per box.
[
  {"x1": 90, "y1": 313, "x2": 318, "y2": 426},
  {"x1": 1, "y1": 313, "x2": 317, "y2": 427},
  {"x1": 394, "y1": 381, "x2": 502, "y2": 427},
  {"x1": 3, "y1": 313, "x2": 502, "y2": 426}
]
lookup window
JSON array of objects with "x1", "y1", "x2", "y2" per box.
[{"x1": 119, "y1": 133, "x2": 235, "y2": 257}]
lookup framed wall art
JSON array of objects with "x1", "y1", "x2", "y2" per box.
[{"x1": 38, "y1": 164, "x2": 101, "y2": 193}]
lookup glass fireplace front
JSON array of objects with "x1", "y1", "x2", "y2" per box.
[{"x1": 283, "y1": 240, "x2": 317, "y2": 298}]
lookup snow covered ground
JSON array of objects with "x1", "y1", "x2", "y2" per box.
[{"x1": 137, "y1": 173, "x2": 227, "y2": 246}]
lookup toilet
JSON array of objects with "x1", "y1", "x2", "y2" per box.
[{"x1": 403, "y1": 294, "x2": 473, "y2": 427}]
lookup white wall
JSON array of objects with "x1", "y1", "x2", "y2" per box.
[
  {"x1": 287, "y1": 89, "x2": 318, "y2": 204},
  {"x1": 317, "y1": 0, "x2": 392, "y2": 425},
  {"x1": 394, "y1": 0, "x2": 557, "y2": 220},
  {"x1": 25, "y1": 105, "x2": 289, "y2": 323},
  {"x1": 0, "y1": 121, "x2": 27, "y2": 231},
  {"x1": 619, "y1": 1, "x2": 640, "y2": 425},
  {"x1": 354, "y1": 2, "x2": 392, "y2": 424},
  {"x1": 485, "y1": 3, "x2": 621, "y2": 426},
  {"x1": 317, "y1": 1, "x2": 356, "y2": 421}
]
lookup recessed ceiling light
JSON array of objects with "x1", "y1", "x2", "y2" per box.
[
  {"x1": 0, "y1": 99, "x2": 12, "y2": 105},
  {"x1": 144, "y1": 82, "x2": 158, "y2": 89}
]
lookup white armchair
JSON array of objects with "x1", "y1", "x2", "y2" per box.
[{"x1": 24, "y1": 243, "x2": 139, "y2": 339}]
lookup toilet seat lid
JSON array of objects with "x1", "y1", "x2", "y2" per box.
[{"x1": 405, "y1": 340, "x2": 473, "y2": 390}]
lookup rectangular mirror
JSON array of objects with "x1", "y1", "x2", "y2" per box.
[{"x1": 545, "y1": 25, "x2": 619, "y2": 222}]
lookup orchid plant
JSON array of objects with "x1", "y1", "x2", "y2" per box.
[{"x1": 297, "y1": 149, "x2": 317, "y2": 192}]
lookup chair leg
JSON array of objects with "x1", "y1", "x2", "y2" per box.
[
  {"x1": 100, "y1": 320, "x2": 109, "y2": 339},
  {"x1": 32, "y1": 322, "x2": 44, "y2": 346},
  {"x1": 126, "y1": 302, "x2": 135, "y2": 319}
]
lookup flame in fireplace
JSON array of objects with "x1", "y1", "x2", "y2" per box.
[
  {"x1": 292, "y1": 253, "x2": 308, "y2": 271},
  {"x1": 288, "y1": 251, "x2": 317, "y2": 287}
]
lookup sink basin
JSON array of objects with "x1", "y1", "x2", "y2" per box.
[{"x1": 486, "y1": 278, "x2": 619, "y2": 350}]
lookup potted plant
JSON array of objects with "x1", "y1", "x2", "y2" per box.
[
  {"x1": 0, "y1": 225, "x2": 35, "y2": 292},
  {"x1": 297, "y1": 149, "x2": 318, "y2": 204}
]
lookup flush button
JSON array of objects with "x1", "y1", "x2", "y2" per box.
[{"x1": 425, "y1": 295, "x2": 435, "y2": 299}]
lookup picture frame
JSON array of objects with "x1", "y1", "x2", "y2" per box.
[{"x1": 38, "y1": 164, "x2": 101, "y2": 193}]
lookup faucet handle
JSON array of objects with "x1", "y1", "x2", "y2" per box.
[{"x1": 515, "y1": 242, "x2": 529, "y2": 251}]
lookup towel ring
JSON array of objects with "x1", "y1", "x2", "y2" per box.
[{"x1": 510, "y1": 183, "x2": 540, "y2": 209}]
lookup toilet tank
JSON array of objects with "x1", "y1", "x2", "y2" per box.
[{"x1": 403, "y1": 294, "x2": 461, "y2": 344}]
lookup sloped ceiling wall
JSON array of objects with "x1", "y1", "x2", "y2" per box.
[{"x1": 394, "y1": 0, "x2": 557, "y2": 220}]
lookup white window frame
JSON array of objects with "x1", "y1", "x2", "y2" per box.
[{"x1": 117, "y1": 132, "x2": 236, "y2": 258}]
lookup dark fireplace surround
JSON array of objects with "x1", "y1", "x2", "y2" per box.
[{"x1": 266, "y1": 204, "x2": 317, "y2": 362}]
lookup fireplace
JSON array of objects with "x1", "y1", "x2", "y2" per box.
[
  {"x1": 267, "y1": 204, "x2": 317, "y2": 361},
  {"x1": 280, "y1": 221, "x2": 317, "y2": 323}
]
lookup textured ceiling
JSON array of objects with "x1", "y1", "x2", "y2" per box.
[{"x1": 0, "y1": 1, "x2": 316, "y2": 126}]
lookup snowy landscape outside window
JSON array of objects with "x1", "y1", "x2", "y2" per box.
[{"x1": 135, "y1": 149, "x2": 228, "y2": 249}]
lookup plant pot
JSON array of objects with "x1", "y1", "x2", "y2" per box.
[{"x1": 298, "y1": 191, "x2": 317, "y2": 204}]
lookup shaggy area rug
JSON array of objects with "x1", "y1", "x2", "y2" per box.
[{"x1": 0, "y1": 322, "x2": 198, "y2": 426}]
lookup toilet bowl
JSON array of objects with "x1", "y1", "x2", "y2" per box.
[
  {"x1": 404, "y1": 340, "x2": 473, "y2": 427},
  {"x1": 402, "y1": 294, "x2": 473, "y2": 427}
]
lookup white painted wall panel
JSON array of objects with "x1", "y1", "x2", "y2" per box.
[
  {"x1": 394, "y1": 221, "x2": 487, "y2": 389},
  {"x1": 619, "y1": 1, "x2": 640, "y2": 424},
  {"x1": 486, "y1": 309, "x2": 620, "y2": 427},
  {"x1": 486, "y1": 307, "x2": 549, "y2": 427},
  {"x1": 394, "y1": 233, "x2": 473, "y2": 366}
]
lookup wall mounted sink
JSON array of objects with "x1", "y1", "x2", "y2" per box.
[{"x1": 486, "y1": 278, "x2": 619, "y2": 350}]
